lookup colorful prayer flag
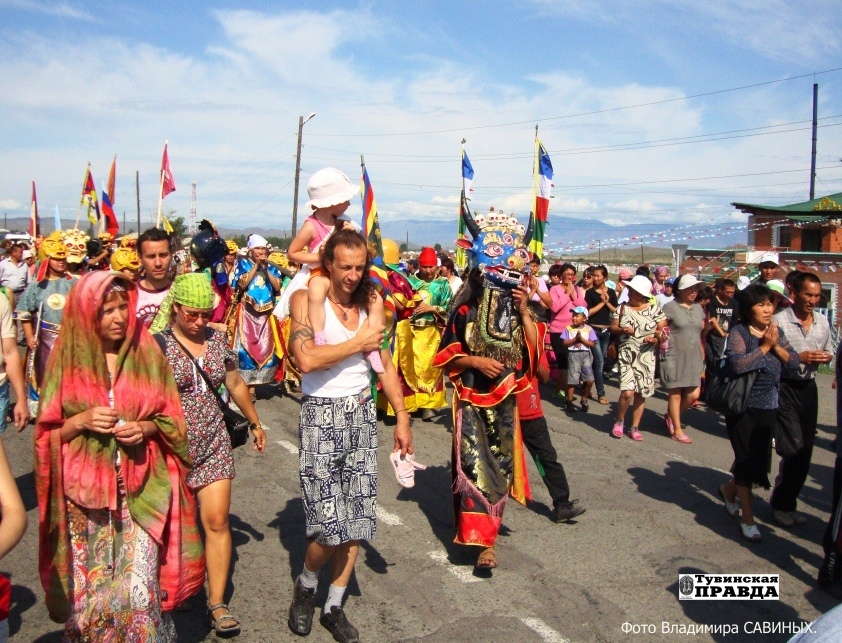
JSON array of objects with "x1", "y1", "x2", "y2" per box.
[
  {"x1": 360, "y1": 164, "x2": 383, "y2": 262},
  {"x1": 81, "y1": 164, "x2": 100, "y2": 225},
  {"x1": 101, "y1": 190, "x2": 119, "y2": 237},
  {"x1": 160, "y1": 142, "x2": 176, "y2": 198},
  {"x1": 161, "y1": 215, "x2": 174, "y2": 234},
  {"x1": 29, "y1": 180, "x2": 40, "y2": 237},
  {"x1": 529, "y1": 140, "x2": 553, "y2": 259},
  {"x1": 106, "y1": 154, "x2": 116, "y2": 204}
]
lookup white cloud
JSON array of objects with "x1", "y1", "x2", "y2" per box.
[
  {"x1": 525, "y1": 0, "x2": 840, "y2": 63},
  {"x1": 0, "y1": 200, "x2": 21, "y2": 210},
  {"x1": 0, "y1": 0, "x2": 94, "y2": 21},
  {"x1": 0, "y1": 5, "x2": 840, "y2": 248}
]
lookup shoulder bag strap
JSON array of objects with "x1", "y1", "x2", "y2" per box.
[{"x1": 165, "y1": 329, "x2": 230, "y2": 411}]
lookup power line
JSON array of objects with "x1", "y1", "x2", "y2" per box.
[{"x1": 306, "y1": 66, "x2": 842, "y2": 137}]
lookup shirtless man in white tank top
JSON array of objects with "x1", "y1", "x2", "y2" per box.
[{"x1": 286, "y1": 229, "x2": 412, "y2": 642}]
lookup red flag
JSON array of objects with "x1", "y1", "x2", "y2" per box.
[
  {"x1": 107, "y1": 154, "x2": 116, "y2": 203},
  {"x1": 29, "y1": 180, "x2": 40, "y2": 237},
  {"x1": 160, "y1": 142, "x2": 176, "y2": 198}
]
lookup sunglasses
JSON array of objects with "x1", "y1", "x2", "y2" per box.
[{"x1": 178, "y1": 308, "x2": 212, "y2": 322}]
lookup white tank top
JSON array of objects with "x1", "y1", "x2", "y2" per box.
[{"x1": 301, "y1": 301, "x2": 371, "y2": 398}]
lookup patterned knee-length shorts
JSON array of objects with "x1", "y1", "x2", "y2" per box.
[{"x1": 299, "y1": 392, "x2": 378, "y2": 546}]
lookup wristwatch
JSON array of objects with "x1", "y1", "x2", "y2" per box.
[{"x1": 249, "y1": 422, "x2": 263, "y2": 432}]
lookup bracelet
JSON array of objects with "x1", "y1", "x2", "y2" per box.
[
  {"x1": 394, "y1": 408, "x2": 409, "y2": 414},
  {"x1": 249, "y1": 422, "x2": 263, "y2": 431}
]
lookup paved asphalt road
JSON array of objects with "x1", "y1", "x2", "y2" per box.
[{"x1": 4, "y1": 373, "x2": 841, "y2": 642}]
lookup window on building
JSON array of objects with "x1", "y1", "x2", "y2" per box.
[
  {"x1": 802, "y1": 228, "x2": 822, "y2": 252},
  {"x1": 778, "y1": 225, "x2": 791, "y2": 248}
]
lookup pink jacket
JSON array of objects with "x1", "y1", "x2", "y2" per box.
[{"x1": 549, "y1": 284, "x2": 587, "y2": 333}]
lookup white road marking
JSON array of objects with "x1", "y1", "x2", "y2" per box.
[
  {"x1": 427, "y1": 551, "x2": 484, "y2": 583},
  {"x1": 665, "y1": 452, "x2": 732, "y2": 476},
  {"x1": 376, "y1": 507, "x2": 403, "y2": 526},
  {"x1": 519, "y1": 617, "x2": 571, "y2": 643},
  {"x1": 276, "y1": 439, "x2": 299, "y2": 454}
]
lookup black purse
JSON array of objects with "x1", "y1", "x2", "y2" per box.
[
  {"x1": 704, "y1": 332, "x2": 758, "y2": 417},
  {"x1": 156, "y1": 330, "x2": 250, "y2": 449}
]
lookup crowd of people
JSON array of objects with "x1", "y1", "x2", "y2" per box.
[{"x1": 0, "y1": 167, "x2": 840, "y2": 641}]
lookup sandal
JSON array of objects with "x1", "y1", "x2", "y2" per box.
[
  {"x1": 671, "y1": 433, "x2": 692, "y2": 444},
  {"x1": 389, "y1": 451, "x2": 427, "y2": 488},
  {"x1": 740, "y1": 522, "x2": 761, "y2": 543},
  {"x1": 718, "y1": 484, "x2": 740, "y2": 518},
  {"x1": 597, "y1": 396, "x2": 608, "y2": 405},
  {"x1": 664, "y1": 414, "x2": 675, "y2": 436},
  {"x1": 475, "y1": 547, "x2": 497, "y2": 570},
  {"x1": 611, "y1": 423, "x2": 624, "y2": 439},
  {"x1": 208, "y1": 603, "x2": 241, "y2": 635},
  {"x1": 628, "y1": 427, "x2": 643, "y2": 441}
]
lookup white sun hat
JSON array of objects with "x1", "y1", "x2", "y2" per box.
[
  {"x1": 673, "y1": 274, "x2": 703, "y2": 291},
  {"x1": 305, "y1": 167, "x2": 359, "y2": 210},
  {"x1": 623, "y1": 275, "x2": 654, "y2": 297}
]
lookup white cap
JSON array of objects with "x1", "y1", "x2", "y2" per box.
[
  {"x1": 736, "y1": 275, "x2": 751, "y2": 290},
  {"x1": 623, "y1": 275, "x2": 653, "y2": 297},
  {"x1": 22, "y1": 249, "x2": 33, "y2": 259},
  {"x1": 305, "y1": 167, "x2": 358, "y2": 210},
  {"x1": 247, "y1": 234, "x2": 268, "y2": 250},
  {"x1": 673, "y1": 274, "x2": 703, "y2": 291}
]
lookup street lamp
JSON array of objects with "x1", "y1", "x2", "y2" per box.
[{"x1": 291, "y1": 112, "x2": 316, "y2": 237}]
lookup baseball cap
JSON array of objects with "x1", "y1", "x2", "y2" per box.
[{"x1": 572, "y1": 305, "x2": 589, "y2": 318}]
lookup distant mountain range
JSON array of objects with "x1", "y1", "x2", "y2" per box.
[{"x1": 2, "y1": 214, "x2": 749, "y2": 256}]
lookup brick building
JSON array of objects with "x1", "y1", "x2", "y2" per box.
[{"x1": 680, "y1": 191, "x2": 842, "y2": 326}]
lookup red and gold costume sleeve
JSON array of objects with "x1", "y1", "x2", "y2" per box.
[{"x1": 434, "y1": 303, "x2": 547, "y2": 407}]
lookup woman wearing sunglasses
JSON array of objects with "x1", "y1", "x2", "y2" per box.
[{"x1": 155, "y1": 273, "x2": 266, "y2": 635}]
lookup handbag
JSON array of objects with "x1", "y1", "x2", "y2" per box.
[
  {"x1": 605, "y1": 304, "x2": 625, "y2": 360},
  {"x1": 155, "y1": 330, "x2": 250, "y2": 449},
  {"x1": 704, "y1": 332, "x2": 758, "y2": 417}
]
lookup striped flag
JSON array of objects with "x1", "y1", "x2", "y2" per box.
[
  {"x1": 81, "y1": 164, "x2": 100, "y2": 225},
  {"x1": 29, "y1": 180, "x2": 40, "y2": 237},
  {"x1": 101, "y1": 190, "x2": 119, "y2": 237},
  {"x1": 529, "y1": 140, "x2": 553, "y2": 259},
  {"x1": 360, "y1": 164, "x2": 383, "y2": 262},
  {"x1": 456, "y1": 147, "x2": 474, "y2": 270}
]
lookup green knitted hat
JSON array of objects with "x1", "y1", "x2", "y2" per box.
[{"x1": 171, "y1": 273, "x2": 214, "y2": 309}]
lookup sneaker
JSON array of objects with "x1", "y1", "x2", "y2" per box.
[
  {"x1": 611, "y1": 423, "x2": 624, "y2": 439},
  {"x1": 554, "y1": 500, "x2": 586, "y2": 523},
  {"x1": 565, "y1": 401, "x2": 577, "y2": 413},
  {"x1": 320, "y1": 606, "x2": 360, "y2": 643},
  {"x1": 288, "y1": 578, "x2": 316, "y2": 636},
  {"x1": 773, "y1": 510, "x2": 806, "y2": 527},
  {"x1": 421, "y1": 408, "x2": 435, "y2": 422},
  {"x1": 581, "y1": 400, "x2": 589, "y2": 412}
]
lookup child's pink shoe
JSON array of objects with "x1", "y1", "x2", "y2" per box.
[{"x1": 389, "y1": 451, "x2": 427, "y2": 488}]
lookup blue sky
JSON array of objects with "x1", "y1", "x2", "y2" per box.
[{"x1": 1, "y1": 0, "x2": 841, "y2": 251}]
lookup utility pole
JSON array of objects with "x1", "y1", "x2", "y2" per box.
[
  {"x1": 640, "y1": 244, "x2": 645, "y2": 265},
  {"x1": 291, "y1": 112, "x2": 316, "y2": 237},
  {"x1": 135, "y1": 171, "x2": 141, "y2": 235},
  {"x1": 406, "y1": 230, "x2": 409, "y2": 251},
  {"x1": 810, "y1": 83, "x2": 818, "y2": 200},
  {"x1": 190, "y1": 181, "x2": 197, "y2": 234}
]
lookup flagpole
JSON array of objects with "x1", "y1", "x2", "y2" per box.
[
  {"x1": 99, "y1": 180, "x2": 106, "y2": 236},
  {"x1": 75, "y1": 163, "x2": 89, "y2": 229}
]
